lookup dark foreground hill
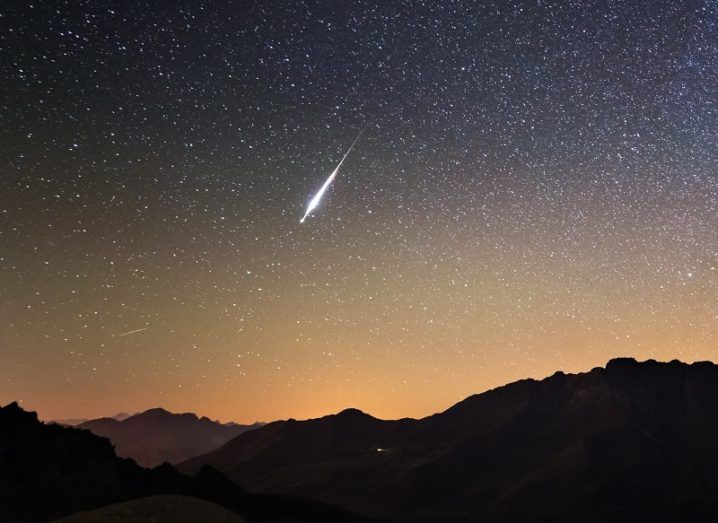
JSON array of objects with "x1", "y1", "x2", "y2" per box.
[
  {"x1": 77, "y1": 408, "x2": 262, "y2": 467},
  {"x1": 0, "y1": 402, "x2": 384, "y2": 523},
  {"x1": 181, "y1": 358, "x2": 718, "y2": 522},
  {"x1": 53, "y1": 495, "x2": 249, "y2": 523}
]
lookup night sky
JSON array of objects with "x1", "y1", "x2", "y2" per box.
[{"x1": 2, "y1": 1, "x2": 717, "y2": 423}]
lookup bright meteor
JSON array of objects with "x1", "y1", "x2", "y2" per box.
[{"x1": 300, "y1": 129, "x2": 364, "y2": 223}]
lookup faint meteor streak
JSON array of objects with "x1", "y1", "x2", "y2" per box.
[
  {"x1": 117, "y1": 327, "x2": 148, "y2": 337},
  {"x1": 300, "y1": 129, "x2": 364, "y2": 223}
]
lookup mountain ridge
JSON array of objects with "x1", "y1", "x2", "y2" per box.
[
  {"x1": 78, "y1": 407, "x2": 263, "y2": 467},
  {"x1": 180, "y1": 357, "x2": 718, "y2": 522}
]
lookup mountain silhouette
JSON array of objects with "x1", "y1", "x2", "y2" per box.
[
  {"x1": 48, "y1": 417, "x2": 88, "y2": 427},
  {"x1": 50, "y1": 412, "x2": 130, "y2": 427},
  {"x1": 0, "y1": 402, "x2": 385, "y2": 523},
  {"x1": 180, "y1": 358, "x2": 718, "y2": 522},
  {"x1": 78, "y1": 408, "x2": 262, "y2": 467}
]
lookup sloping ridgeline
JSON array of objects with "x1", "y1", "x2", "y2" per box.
[{"x1": 180, "y1": 358, "x2": 718, "y2": 522}]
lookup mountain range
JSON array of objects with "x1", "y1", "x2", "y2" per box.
[
  {"x1": 76, "y1": 408, "x2": 263, "y2": 467},
  {"x1": 180, "y1": 358, "x2": 718, "y2": 522},
  {"x1": 6, "y1": 357, "x2": 718, "y2": 522},
  {"x1": 0, "y1": 402, "x2": 383, "y2": 523}
]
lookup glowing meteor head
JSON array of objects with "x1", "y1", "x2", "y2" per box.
[{"x1": 299, "y1": 128, "x2": 363, "y2": 224}]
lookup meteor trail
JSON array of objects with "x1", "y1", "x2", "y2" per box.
[
  {"x1": 117, "y1": 327, "x2": 148, "y2": 337},
  {"x1": 300, "y1": 129, "x2": 364, "y2": 223}
]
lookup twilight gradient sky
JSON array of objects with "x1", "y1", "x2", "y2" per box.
[{"x1": 1, "y1": 0, "x2": 717, "y2": 423}]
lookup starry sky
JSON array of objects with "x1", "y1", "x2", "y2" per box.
[{"x1": 1, "y1": 0, "x2": 717, "y2": 423}]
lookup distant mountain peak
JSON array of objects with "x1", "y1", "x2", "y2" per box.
[
  {"x1": 336, "y1": 408, "x2": 371, "y2": 418},
  {"x1": 139, "y1": 407, "x2": 175, "y2": 417},
  {"x1": 603, "y1": 356, "x2": 718, "y2": 376},
  {"x1": 606, "y1": 356, "x2": 639, "y2": 367},
  {"x1": 78, "y1": 407, "x2": 262, "y2": 467}
]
